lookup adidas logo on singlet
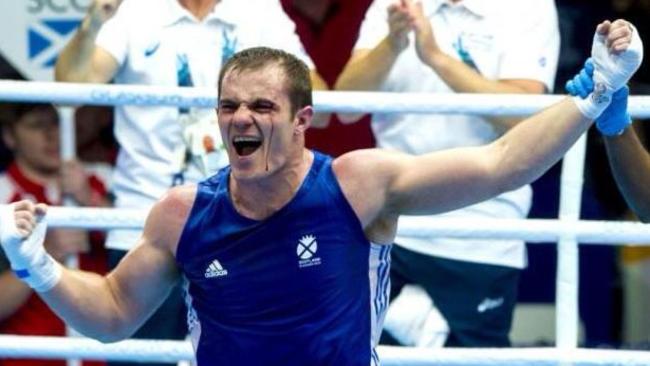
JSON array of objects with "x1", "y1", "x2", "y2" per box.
[{"x1": 204, "y1": 259, "x2": 228, "y2": 278}]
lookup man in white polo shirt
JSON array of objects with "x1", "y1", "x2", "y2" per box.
[
  {"x1": 55, "y1": 0, "x2": 323, "y2": 364},
  {"x1": 336, "y1": 0, "x2": 560, "y2": 347}
]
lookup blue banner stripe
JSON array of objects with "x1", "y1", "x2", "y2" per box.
[{"x1": 42, "y1": 19, "x2": 81, "y2": 36}]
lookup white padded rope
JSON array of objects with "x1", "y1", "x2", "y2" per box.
[
  {"x1": 400, "y1": 217, "x2": 650, "y2": 244},
  {"x1": 0, "y1": 335, "x2": 648, "y2": 365},
  {"x1": 3, "y1": 80, "x2": 650, "y2": 116},
  {"x1": 0, "y1": 336, "x2": 191, "y2": 363},
  {"x1": 1, "y1": 204, "x2": 649, "y2": 244},
  {"x1": 36, "y1": 206, "x2": 146, "y2": 230}
]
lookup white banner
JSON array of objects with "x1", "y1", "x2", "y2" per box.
[{"x1": 0, "y1": 0, "x2": 90, "y2": 81}]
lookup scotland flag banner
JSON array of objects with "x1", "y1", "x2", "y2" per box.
[{"x1": 0, "y1": 1, "x2": 87, "y2": 81}]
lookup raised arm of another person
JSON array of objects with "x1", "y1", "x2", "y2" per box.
[
  {"x1": 0, "y1": 186, "x2": 194, "y2": 341},
  {"x1": 604, "y1": 117, "x2": 650, "y2": 222},
  {"x1": 566, "y1": 21, "x2": 650, "y2": 221},
  {"x1": 54, "y1": 0, "x2": 121, "y2": 83},
  {"x1": 333, "y1": 19, "x2": 642, "y2": 243}
]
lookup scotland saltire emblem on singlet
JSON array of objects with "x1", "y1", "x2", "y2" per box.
[{"x1": 297, "y1": 234, "x2": 321, "y2": 268}]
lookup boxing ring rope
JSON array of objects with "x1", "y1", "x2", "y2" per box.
[
  {"x1": 3, "y1": 80, "x2": 650, "y2": 116},
  {"x1": 2, "y1": 80, "x2": 650, "y2": 364},
  {"x1": 1, "y1": 335, "x2": 650, "y2": 366},
  {"x1": 4, "y1": 206, "x2": 647, "y2": 244}
]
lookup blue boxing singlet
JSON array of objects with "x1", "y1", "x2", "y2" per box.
[{"x1": 175, "y1": 151, "x2": 390, "y2": 365}]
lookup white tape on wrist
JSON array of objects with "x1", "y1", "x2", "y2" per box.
[
  {"x1": 19, "y1": 254, "x2": 63, "y2": 293},
  {"x1": 0, "y1": 204, "x2": 62, "y2": 292},
  {"x1": 572, "y1": 89, "x2": 612, "y2": 120}
]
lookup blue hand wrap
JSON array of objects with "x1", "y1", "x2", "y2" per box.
[
  {"x1": 596, "y1": 86, "x2": 632, "y2": 136},
  {"x1": 566, "y1": 58, "x2": 595, "y2": 98}
]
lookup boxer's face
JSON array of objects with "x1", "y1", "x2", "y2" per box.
[{"x1": 217, "y1": 64, "x2": 310, "y2": 181}]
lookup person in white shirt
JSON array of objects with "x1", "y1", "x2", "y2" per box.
[{"x1": 336, "y1": 0, "x2": 560, "y2": 346}]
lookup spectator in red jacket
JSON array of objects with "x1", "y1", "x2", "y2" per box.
[{"x1": 0, "y1": 102, "x2": 110, "y2": 366}]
